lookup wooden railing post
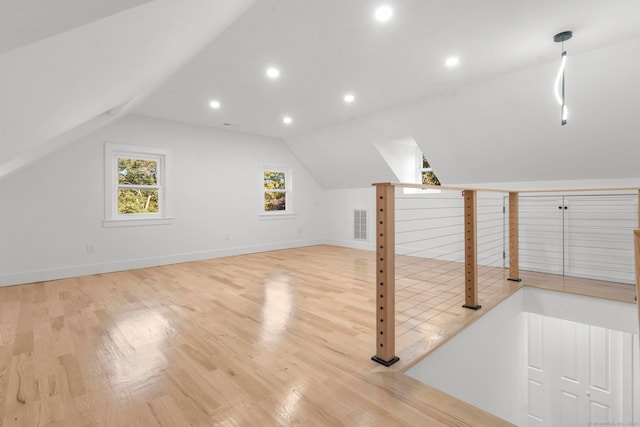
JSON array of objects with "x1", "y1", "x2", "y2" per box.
[
  {"x1": 463, "y1": 190, "x2": 481, "y2": 310},
  {"x1": 508, "y1": 192, "x2": 522, "y2": 282},
  {"x1": 371, "y1": 183, "x2": 399, "y2": 367}
]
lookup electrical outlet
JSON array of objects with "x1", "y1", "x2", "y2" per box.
[
  {"x1": 224, "y1": 233, "x2": 230, "y2": 240},
  {"x1": 86, "y1": 244, "x2": 95, "y2": 253}
]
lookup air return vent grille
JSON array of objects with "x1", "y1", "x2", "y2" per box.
[{"x1": 354, "y1": 209, "x2": 368, "y2": 241}]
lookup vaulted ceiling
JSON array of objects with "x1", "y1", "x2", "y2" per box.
[
  {"x1": 136, "y1": 0, "x2": 640, "y2": 140},
  {"x1": 0, "y1": 0, "x2": 257, "y2": 179},
  {"x1": 3, "y1": 0, "x2": 640, "y2": 187},
  {"x1": 0, "y1": 0, "x2": 153, "y2": 54}
]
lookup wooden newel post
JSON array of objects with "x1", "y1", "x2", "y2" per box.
[
  {"x1": 463, "y1": 190, "x2": 481, "y2": 310},
  {"x1": 508, "y1": 192, "x2": 522, "y2": 282},
  {"x1": 372, "y1": 183, "x2": 399, "y2": 367}
]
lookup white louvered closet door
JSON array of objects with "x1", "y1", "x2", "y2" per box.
[
  {"x1": 564, "y1": 195, "x2": 638, "y2": 284},
  {"x1": 517, "y1": 193, "x2": 638, "y2": 284}
]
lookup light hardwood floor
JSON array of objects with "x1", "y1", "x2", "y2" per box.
[{"x1": 0, "y1": 245, "x2": 635, "y2": 426}]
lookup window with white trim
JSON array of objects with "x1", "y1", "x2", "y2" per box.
[
  {"x1": 261, "y1": 166, "x2": 294, "y2": 217},
  {"x1": 104, "y1": 143, "x2": 172, "y2": 227}
]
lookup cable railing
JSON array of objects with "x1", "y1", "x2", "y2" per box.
[
  {"x1": 371, "y1": 182, "x2": 640, "y2": 367},
  {"x1": 516, "y1": 193, "x2": 638, "y2": 283}
]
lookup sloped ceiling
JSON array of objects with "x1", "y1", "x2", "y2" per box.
[
  {"x1": 3, "y1": 0, "x2": 640, "y2": 188},
  {"x1": 131, "y1": 0, "x2": 640, "y2": 188},
  {"x1": 0, "y1": 0, "x2": 153, "y2": 54},
  {"x1": 0, "y1": 0, "x2": 257, "y2": 179},
  {"x1": 285, "y1": 37, "x2": 640, "y2": 188}
]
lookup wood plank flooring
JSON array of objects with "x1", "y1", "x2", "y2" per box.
[
  {"x1": 520, "y1": 270, "x2": 637, "y2": 303},
  {"x1": 0, "y1": 245, "x2": 635, "y2": 426},
  {"x1": 390, "y1": 255, "x2": 522, "y2": 371}
]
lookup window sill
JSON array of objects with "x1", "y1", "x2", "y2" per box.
[
  {"x1": 258, "y1": 212, "x2": 297, "y2": 220},
  {"x1": 102, "y1": 217, "x2": 174, "y2": 228}
]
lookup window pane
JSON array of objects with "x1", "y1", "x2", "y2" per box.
[
  {"x1": 264, "y1": 191, "x2": 286, "y2": 211},
  {"x1": 422, "y1": 155, "x2": 430, "y2": 169},
  {"x1": 421, "y1": 154, "x2": 441, "y2": 185},
  {"x1": 422, "y1": 171, "x2": 441, "y2": 185},
  {"x1": 118, "y1": 158, "x2": 158, "y2": 185},
  {"x1": 264, "y1": 171, "x2": 286, "y2": 190},
  {"x1": 118, "y1": 188, "x2": 159, "y2": 214}
]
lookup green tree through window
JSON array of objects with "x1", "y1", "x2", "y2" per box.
[
  {"x1": 421, "y1": 155, "x2": 441, "y2": 186},
  {"x1": 264, "y1": 170, "x2": 287, "y2": 211},
  {"x1": 117, "y1": 158, "x2": 159, "y2": 214}
]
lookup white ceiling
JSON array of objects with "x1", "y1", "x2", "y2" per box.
[
  {"x1": 0, "y1": 0, "x2": 153, "y2": 54},
  {"x1": 135, "y1": 0, "x2": 640, "y2": 139},
  {"x1": 0, "y1": 0, "x2": 258, "y2": 179},
  {"x1": 284, "y1": 36, "x2": 640, "y2": 188},
  {"x1": 3, "y1": 0, "x2": 640, "y2": 187}
]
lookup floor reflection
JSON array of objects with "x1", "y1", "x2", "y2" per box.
[
  {"x1": 260, "y1": 275, "x2": 295, "y2": 347},
  {"x1": 276, "y1": 386, "x2": 304, "y2": 423},
  {"x1": 101, "y1": 310, "x2": 172, "y2": 398}
]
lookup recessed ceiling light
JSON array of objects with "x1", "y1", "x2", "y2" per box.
[
  {"x1": 375, "y1": 5, "x2": 393, "y2": 22},
  {"x1": 344, "y1": 93, "x2": 355, "y2": 103},
  {"x1": 266, "y1": 67, "x2": 280, "y2": 79},
  {"x1": 445, "y1": 56, "x2": 460, "y2": 68},
  {"x1": 209, "y1": 100, "x2": 221, "y2": 109},
  {"x1": 283, "y1": 116, "x2": 293, "y2": 125}
]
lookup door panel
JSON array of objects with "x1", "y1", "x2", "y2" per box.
[
  {"x1": 527, "y1": 315, "x2": 632, "y2": 425},
  {"x1": 527, "y1": 313, "x2": 545, "y2": 426}
]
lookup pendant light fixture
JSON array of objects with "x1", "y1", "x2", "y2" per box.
[{"x1": 553, "y1": 31, "x2": 572, "y2": 125}]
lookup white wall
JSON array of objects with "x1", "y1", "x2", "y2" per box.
[
  {"x1": 0, "y1": 115, "x2": 325, "y2": 286},
  {"x1": 405, "y1": 288, "x2": 639, "y2": 426},
  {"x1": 2, "y1": 113, "x2": 638, "y2": 288},
  {"x1": 406, "y1": 289, "x2": 528, "y2": 426},
  {"x1": 323, "y1": 186, "x2": 505, "y2": 267},
  {"x1": 323, "y1": 187, "x2": 376, "y2": 251}
]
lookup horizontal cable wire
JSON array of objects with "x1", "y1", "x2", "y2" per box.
[
  {"x1": 393, "y1": 192, "x2": 637, "y2": 342},
  {"x1": 396, "y1": 231, "x2": 464, "y2": 246}
]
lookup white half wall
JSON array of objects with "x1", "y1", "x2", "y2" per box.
[
  {"x1": 0, "y1": 115, "x2": 325, "y2": 287},
  {"x1": 406, "y1": 289, "x2": 528, "y2": 426}
]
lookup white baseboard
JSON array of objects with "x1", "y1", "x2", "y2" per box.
[
  {"x1": 2, "y1": 239, "x2": 508, "y2": 288},
  {"x1": 0, "y1": 239, "x2": 323, "y2": 287}
]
